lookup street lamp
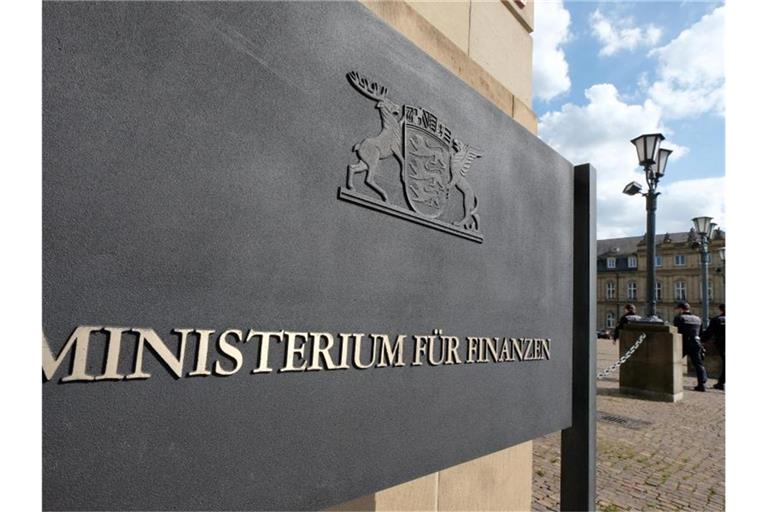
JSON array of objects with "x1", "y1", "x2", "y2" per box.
[
  {"x1": 623, "y1": 133, "x2": 673, "y2": 322},
  {"x1": 692, "y1": 216, "x2": 716, "y2": 327}
]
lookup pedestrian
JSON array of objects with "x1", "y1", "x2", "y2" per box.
[
  {"x1": 673, "y1": 301, "x2": 707, "y2": 392},
  {"x1": 702, "y1": 303, "x2": 725, "y2": 391},
  {"x1": 613, "y1": 304, "x2": 642, "y2": 345}
]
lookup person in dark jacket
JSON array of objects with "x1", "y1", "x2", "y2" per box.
[
  {"x1": 614, "y1": 304, "x2": 642, "y2": 343},
  {"x1": 703, "y1": 303, "x2": 725, "y2": 390},
  {"x1": 673, "y1": 301, "x2": 707, "y2": 391}
]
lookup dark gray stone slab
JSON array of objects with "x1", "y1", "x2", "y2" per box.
[{"x1": 43, "y1": 2, "x2": 575, "y2": 510}]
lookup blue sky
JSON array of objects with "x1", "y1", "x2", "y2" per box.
[{"x1": 532, "y1": 1, "x2": 725, "y2": 238}]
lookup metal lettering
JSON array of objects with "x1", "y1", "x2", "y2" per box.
[
  {"x1": 42, "y1": 325, "x2": 101, "y2": 382},
  {"x1": 214, "y1": 329, "x2": 244, "y2": 376},
  {"x1": 43, "y1": 325, "x2": 555, "y2": 383},
  {"x1": 428, "y1": 330, "x2": 444, "y2": 366},
  {"x1": 485, "y1": 337, "x2": 502, "y2": 362},
  {"x1": 444, "y1": 336, "x2": 461, "y2": 364},
  {"x1": 412, "y1": 335, "x2": 429, "y2": 366},
  {"x1": 498, "y1": 337, "x2": 512, "y2": 362},
  {"x1": 308, "y1": 332, "x2": 343, "y2": 371},
  {"x1": 336, "y1": 333, "x2": 358, "y2": 370},
  {"x1": 375, "y1": 334, "x2": 406, "y2": 368},
  {"x1": 280, "y1": 331, "x2": 309, "y2": 372},
  {"x1": 466, "y1": 336, "x2": 480, "y2": 363},
  {"x1": 522, "y1": 338, "x2": 534, "y2": 361},
  {"x1": 188, "y1": 329, "x2": 214, "y2": 377},
  {"x1": 477, "y1": 337, "x2": 491, "y2": 363},
  {"x1": 247, "y1": 330, "x2": 282, "y2": 374},
  {"x1": 125, "y1": 328, "x2": 189, "y2": 380},
  {"x1": 95, "y1": 326, "x2": 129, "y2": 381},
  {"x1": 353, "y1": 333, "x2": 376, "y2": 369}
]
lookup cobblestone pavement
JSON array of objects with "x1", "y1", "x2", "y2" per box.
[{"x1": 532, "y1": 339, "x2": 725, "y2": 511}]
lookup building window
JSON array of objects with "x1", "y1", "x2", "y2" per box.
[
  {"x1": 655, "y1": 255, "x2": 663, "y2": 267},
  {"x1": 674, "y1": 281, "x2": 686, "y2": 301},
  {"x1": 606, "y1": 281, "x2": 616, "y2": 299},
  {"x1": 607, "y1": 311, "x2": 616, "y2": 328},
  {"x1": 607, "y1": 257, "x2": 616, "y2": 269},
  {"x1": 674, "y1": 255, "x2": 685, "y2": 266},
  {"x1": 655, "y1": 281, "x2": 662, "y2": 301},
  {"x1": 703, "y1": 281, "x2": 714, "y2": 302},
  {"x1": 706, "y1": 253, "x2": 712, "y2": 264},
  {"x1": 628, "y1": 256, "x2": 637, "y2": 268},
  {"x1": 627, "y1": 281, "x2": 637, "y2": 300}
]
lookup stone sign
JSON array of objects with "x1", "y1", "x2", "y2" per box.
[{"x1": 43, "y1": 2, "x2": 576, "y2": 510}]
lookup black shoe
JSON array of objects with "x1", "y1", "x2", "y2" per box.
[
  {"x1": 713, "y1": 383, "x2": 724, "y2": 391},
  {"x1": 694, "y1": 385, "x2": 707, "y2": 392}
]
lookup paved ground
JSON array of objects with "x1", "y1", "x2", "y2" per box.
[{"x1": 532, "y1": 339, "x2": 725, "y2": 511}]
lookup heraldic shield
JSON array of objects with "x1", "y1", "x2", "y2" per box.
[
  {"x1": 402, "y1": 106, "x2": 453, "y2": 219},
  {"x1": 342, "y1": 71, "x2": 484, "y2": 243}
]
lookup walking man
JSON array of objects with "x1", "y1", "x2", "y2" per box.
[
  {"x1": 703, "y1": 303, "x2": 725, "y2": 391},
  {"x1": 613, "y1": 304, "x2": 642, "y2": 344},
  {"x1": 673, "y1": 301, "x2": 708, "y2": 392}
]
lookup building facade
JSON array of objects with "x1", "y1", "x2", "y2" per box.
[{"x1": 597, "y1": 229, "x2": 726, "y2": 331}]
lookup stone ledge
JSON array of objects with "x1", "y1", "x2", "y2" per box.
[
  {"x1": 361, "y1": 0, "x2": 537, "y2": 131},
  {"x1": 622, "y1": 322, "x2": 678, "y2": 333}
]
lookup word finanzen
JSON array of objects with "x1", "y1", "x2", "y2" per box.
[{"x1": 43, "y1": 326, "x2": 552, "y2": 383}]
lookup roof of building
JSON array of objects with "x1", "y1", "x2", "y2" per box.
[
  {"x1": 597, "y1": 229, "x2": 725, "y2": 258},
  {"x1": 597, "y1": 236, "x2": 644, "y2": 257}
]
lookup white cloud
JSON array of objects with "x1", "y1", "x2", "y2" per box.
[
  {"x1": 590, "y1": 9, "x2": 662, "y2": 57},
  {"x1": 658, "y1": 177, "x2": 726, "y2": 234},
  {"x1": 538, "y1": 84, "x2": 710, "y2": 239},
  {"x1": 647, "y1": 6, "x2": 725, "y2": 119},
  {"x1": 533, "y1": 0, "x2": 571, "y2": 101}
]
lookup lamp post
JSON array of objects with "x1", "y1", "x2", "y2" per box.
[
  {"x1": 623, "y1": 133, "x2": 672, "y2": 323},
  {"x1": 692, "y1": 217, "x2": 717, "y2": 327}
]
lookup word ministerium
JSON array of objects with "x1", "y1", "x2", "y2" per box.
[{"x1": 42, "y1": 326, "x2": 552, "y2": 383}]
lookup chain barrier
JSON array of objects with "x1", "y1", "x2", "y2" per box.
[{"x1": 596, "y1": 333, "x2": 647, "y2": 380}]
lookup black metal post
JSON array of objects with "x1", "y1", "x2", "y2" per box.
[
  {"x1": 642, "y1": 163, "x2": 663, "y2": 323},
  {"x1": 645, "y1": 191, "x2": 656, "y2": 318},
  {"x1": 699, "y1": 237, "x2": 710, "y2": 328},
  {"x1": 561, "y1": 163, "x2": 596, "y2": 511}
]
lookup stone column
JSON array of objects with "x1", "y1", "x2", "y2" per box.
[
  {"x1": 618, "y1": 323, "x2": 684, "y2": 402},
  {"x1": 329, "y1": 443, "x2": 533, "y2": 511}
]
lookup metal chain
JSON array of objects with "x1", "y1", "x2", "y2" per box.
[{"x1": 597, "y1": 333, "x2": 647, "y2": 380}]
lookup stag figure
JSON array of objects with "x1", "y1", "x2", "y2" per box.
[{"x1": 346, "y1": 72, "x2": 403, "y2": 203}]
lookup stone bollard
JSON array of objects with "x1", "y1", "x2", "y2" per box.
[{"x1": 618, "y1": 323, "x2": 684, "y2": 402}]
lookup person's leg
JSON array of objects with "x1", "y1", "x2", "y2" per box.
[
  {"x1": 691, "y1": 346, "x2": 708, "y2": 389},
  {"x1": 716, "y1": 340, "x2": 725, "y2": 387}
]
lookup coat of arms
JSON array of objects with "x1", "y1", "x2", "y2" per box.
[{"x1": 339, "y1": 71, "x2": 485, "y2": 243}]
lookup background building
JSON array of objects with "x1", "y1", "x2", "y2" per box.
[{"x1": 597, "y1": 229, "x2": 726, "y2": 331}]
